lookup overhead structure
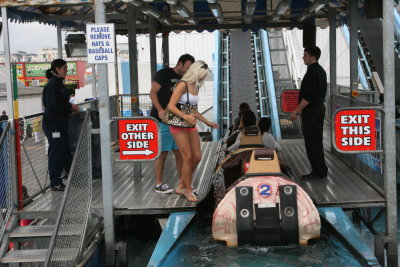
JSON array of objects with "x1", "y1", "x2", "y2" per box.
[{"x1": 0, "y1": 0, "x2": 355, "y2": 33}]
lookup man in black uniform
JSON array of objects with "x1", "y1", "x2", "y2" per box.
[
  {"x1": 150, "y1": 54, "x2": 195, "y2": 193},
  {"x1": 289, "y1": 46, "x2": 328, "y2": 179}
]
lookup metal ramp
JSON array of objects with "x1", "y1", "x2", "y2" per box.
[
  {"x1": 281, "y1": 138, "x2": 385, "y2": 208},
  {"x1": 22, "y1": 141, "x2": 220, "y2": 216}
]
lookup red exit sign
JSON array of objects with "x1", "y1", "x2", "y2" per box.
[
  {"x1": 334, "y1": 109, "x2": 378, "y2": 152},
  {"x1": 118, "y1": 118, "x2": 160, "y2": 161}
]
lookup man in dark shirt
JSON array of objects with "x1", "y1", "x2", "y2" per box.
[
  {"x1": 150, "y1": 54, "x2": 195, "y2": 193},
  {"x1": 289, "y1": 46, "x2": 328, "y2": 179}
]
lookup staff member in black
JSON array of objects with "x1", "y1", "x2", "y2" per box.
[
  {"x1": 289, "y1": 46, "x2": 328, "y2": 179},
  {"x1": 42, "y1": 59, "x2": 79, "y2": 191}
]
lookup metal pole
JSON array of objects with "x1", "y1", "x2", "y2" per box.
[
  {"x1": 149, "y1": 17, "x2": 157, "y2": 79},
  {"x1": 56, "y1": 20, "x2": 63, "y2": 59},
  {"x1": 1, "y1": 7, "x2": 18, "y2": 208},
  {"x1": 328, "y1": 7, "x2": 337, "y2": 152},
  {"x1": 94, "y1": 0, "x2": 115, "y2": 265},
  {"x1": 92, "y1": 65, "x2": 97, "y2": 98},
  {"x1": 162, "y1": 32, "x2": 169, "y2": 68},
  {"x1": 114, "y1": 34, "x2": 121, "y2": 117},
  {"x1": 127, "y1": 4, "x2": 142, "y2": 177},
  {"x1": 382, "y1": 0, "x2": 397, "y2": 265},
  {"x1": 162, "y1": 4, "x2": 170, "y2": 68},
  {"x1": 349, "y1": 0, "x2": 358, "y2": 97}
]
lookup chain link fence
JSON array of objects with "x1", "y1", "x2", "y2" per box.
[
  {"x1": 331, "y1": 94, "x2": 384, "y2": 193},
  {"x1": 0, "y1": 122, "x2": 12, "y2": 243},
  {"x1": 44, "y1": 110, "x2": 92, "y2": 266}
]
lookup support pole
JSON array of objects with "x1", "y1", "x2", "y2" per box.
[
  {"x1": 94, "y1": 0, "x2": 115, "y2": 265},
  {"x1": 149, "y1": 17, "x2": 157, "y2": 79},
  {"x1": 56, "y1": 20, "x2": 63, "y2": 59},
  {"x1": 1, "y1": 7, "x2": 18, "y2": 208},
  {"x1": 162, "y1": 32, "x2": 169, "y2": 68},
  {"x1": 349, "y1": 0, "x2": 358, "y2": 97},
  {"x1": 127, "y1": 4, "x2": 142, "y2": 177},
  {"x1": 382, "y1": 0, "x2": 397, "y2": 265},
  {"x1": 92, "y1": 65, "x2": 97, "y2": 98},
  {"x1": 328, "y1": 7, "x2": 337, "y2": 152},
  {"x1": 162, "y1": 4, "x2": 170, "y2": 68}
]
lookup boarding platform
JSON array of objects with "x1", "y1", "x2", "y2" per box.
[
  {"x1": 22, "y1": 141, "x2": 219, "y2": 218},
  {"x1": 281, "y1": 138, "x2": 385, "y2": 208}
]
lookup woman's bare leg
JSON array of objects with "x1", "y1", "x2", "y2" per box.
[
  {"x1": 172, "y1": 130, "x2": 193, "y2": 192},
  {"x1": 188, "y1": 130, "x2": 201, "y2": 187}
]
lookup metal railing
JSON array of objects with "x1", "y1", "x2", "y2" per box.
[
  {"x1": 19, "y1": 101, "x2": 97, "y2": 204},
  {"x1": 44, "y1": 110, "x2": 92, "y2": 266},
  {"x1": 0, "y1": 122, "x2": 12, "y2": 243},
  {"x1": 331, "y1": 94, "x2": 384, "y2": 193}
]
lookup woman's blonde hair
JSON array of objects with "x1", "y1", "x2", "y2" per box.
[{"x1": 181, "y1": 60, "x2": 209, "y2": 89}]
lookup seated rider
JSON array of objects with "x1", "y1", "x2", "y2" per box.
[{"x1": 226, "y1": 110, "x2": 258, "y2": 152}]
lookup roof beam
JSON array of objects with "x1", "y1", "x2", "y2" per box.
[{"x1": 166, "y1": 21, "x2": 298, "y2": 31}]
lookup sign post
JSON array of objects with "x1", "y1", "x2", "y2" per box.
[
  {"x1": 118, "y1": 117, "x2": 160, "y2": 161},
  {"x1": 333, "y1": 108, "x2": 382, "y2": 153}
]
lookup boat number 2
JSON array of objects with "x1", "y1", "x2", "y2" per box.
[{"x1": 258, "y1": 183, "x2": 271, "y2": 198}]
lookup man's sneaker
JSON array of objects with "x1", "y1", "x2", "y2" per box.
[
  {"x1": 51, "y1": 184, "x2": 65, "y2": 192},
  {"x1": 155, "y1": 183, "x2": 173, "y2": 194}
]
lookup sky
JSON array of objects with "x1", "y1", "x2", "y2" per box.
[{"x1": 0, "y1": 22, "x2": 128, "y2": 54}]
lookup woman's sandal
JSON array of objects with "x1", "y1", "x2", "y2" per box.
[
  {"x1": 183, "y1": 191, "x2": 198, "y2": 202},
  {"x1": 175, "y1": 188, "x2": 186, "y2": 196}
]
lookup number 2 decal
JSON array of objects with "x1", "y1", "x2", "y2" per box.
[{"x1": 258, "y1": 183, "x2": 272, "y2": 198}]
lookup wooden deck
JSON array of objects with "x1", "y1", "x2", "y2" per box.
[{"x1": 23, "y1": 141, "x2": 220, "y2": 217}]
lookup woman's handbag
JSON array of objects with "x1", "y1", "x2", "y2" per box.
[{"x1": 162, "y1": 82, "x2": 197, "y2": 128}]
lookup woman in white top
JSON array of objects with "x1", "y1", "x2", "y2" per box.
[{"x1": 167, "y1": 60, "x2": 218, "y2": 202}]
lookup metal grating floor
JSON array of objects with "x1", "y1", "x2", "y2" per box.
[
  {"x1": 24, "y1": 141, "x2": 219, "y2": 216},
  {"x1": 281, "y1": 138, "x2": 385, "y2": 208}
]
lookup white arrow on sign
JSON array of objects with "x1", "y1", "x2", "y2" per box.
[{"x1": 122, "y1": 149, "x2": 155, "y2": 156}]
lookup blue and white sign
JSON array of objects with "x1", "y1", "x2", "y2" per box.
[{"x1": 86, "y1": 23, "x2": 115, "y2": 64}]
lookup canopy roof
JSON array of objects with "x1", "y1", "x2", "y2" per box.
[{"x1": 0, "y1": 0, "x2": 393, "y2": 34}]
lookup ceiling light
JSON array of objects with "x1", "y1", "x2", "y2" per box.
[
  {"x1": 308, "y1": 1, "x2": 326, "y2": 13},
  {"x1": 142, "y1": 8, "x2": 161, "y2": 19},
  {"x1": 176, "y1": 5, "x2": 191, "y2": 18},
  {"x1": 270, "y1": 14, "x2": 280, "y2": 22},
  {"x1": 245, "y1": 2, "x2": 256, "y2": 16},
  {"x1": 166, "y1": 0, "x2": 177, "y2": 5},
  {"x1": 209, "y1": 4, "x2": 222, "y2": 18},
  {"x1": 298, "y1": 13, "x2": 310, "y2": 22},
  {"x1": 187, "y1": 18, "x2": 198, "y2": 24},
  {"x1": 121, "y1": 0, "x2": 142, "y2": 6},
  {"x1": 275, "y1": 0, "x2": 291, "y2": 15},
  {"x1": 160, "y1": 17, "x2": 172, "y2": 25}
]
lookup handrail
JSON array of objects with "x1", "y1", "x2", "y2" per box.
[
  {"x1": 341, "y1": 25, "x2": 370, "y2": 90},
  {"x1": 0, "y1": 122, "x2": 12, "y2": 244},
  {"x1": 44, "y1": 110, "x2": 92, "y2": 266}
]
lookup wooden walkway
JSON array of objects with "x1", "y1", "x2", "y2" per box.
[{"x1": 23, "y1": 141, "x2": 220, "y2": 217}]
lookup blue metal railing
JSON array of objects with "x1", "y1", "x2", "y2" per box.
[
  {"x1": 341, "y1": 26, "x2": 370, "y2": 91},
  {"x1": 394, "y1": 8, "x2": 400, "y2": 57},
  {"x1": 260, "y1": 29, "x2": 282, "y2": 140},
  {"x1": 213, "y1": 31, "x2": 222, "y2": 141}
]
